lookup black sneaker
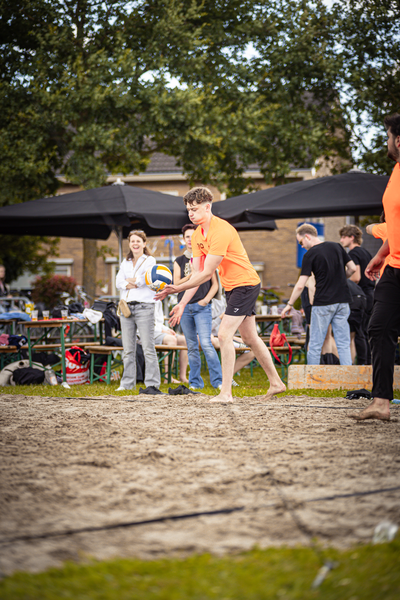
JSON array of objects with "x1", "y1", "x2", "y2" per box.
[
  {"x1": 169, "y1": 385, "x2": 200, "y2": 395},
  {"x1": 139, "y1": 386, "x2": 164, "y2": 395}
]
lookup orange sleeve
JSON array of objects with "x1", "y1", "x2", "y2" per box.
[{"x1": 371, "y1": 223, "x2": 387, "y2": 241}]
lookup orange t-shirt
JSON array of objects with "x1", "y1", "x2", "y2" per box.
[
  {"x1": 382, "y1": 163, "x2": 400, "y2": 268},
  {"x1": 191, "y1": 215, "x2": 260, "y2": 291},
  {"x1": 371, "y1": 223, "x2": 389, "y2": 276}
]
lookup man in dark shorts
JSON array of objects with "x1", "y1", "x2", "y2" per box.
[{"x1": 156, "y1": 186, "x2": 285, "y2": 402}]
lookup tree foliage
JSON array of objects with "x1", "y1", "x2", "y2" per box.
[
  {"x1": 332, "y1": 0, "x2": 400, "y2": 174},
  {"x1": 7, "y1": 0, "x2": 395, "y2": 284},
  {"x1": 31, "y1": 274, "x2": 77, "y2": 308}
]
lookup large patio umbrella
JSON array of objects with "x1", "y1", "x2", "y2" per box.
[
  {"x1": 0, "y1": 185, "x2": 277, "y2": 263},
  {"x1": 0, "y1": 185, "x2": 190, "y2": 238},
  {"x1": 0, "y1": 185, "x2": 192, "y2": 262},
  {"x1": 213, "y1": 171, "x2": 389, "y2": 224},
  {"x1": 234, "y1": 218, "x2": 277, "y2": 231}
]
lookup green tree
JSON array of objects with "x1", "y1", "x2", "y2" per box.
[
  {"x1": 332, "y1": 0, "x2": 400, "y2": 174},
  {"x1": 0, "y1": 0, "x2": 354, "y2": 292}
]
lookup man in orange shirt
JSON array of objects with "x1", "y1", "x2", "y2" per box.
[
  {"x1": 351, "y1": 113, "x2": 400, "y2": 421},
  {"x1": 156, "y1": 186, "x2": 286, "y2": 402}
]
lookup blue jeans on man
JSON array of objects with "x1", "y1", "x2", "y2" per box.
[
  {"x1": 180, "y1": 302, "x2": 222, "y2": 388},
  {"x1": 307, "y1": 302, "x2": 352, "y2": 365}
]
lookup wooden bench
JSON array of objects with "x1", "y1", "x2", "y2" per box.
[
  {"x1": 85, "y1": 345, "x2": 124, "y2": 384},
  {"x1": 0, "y1": 345, "x2": 21, "y2": 369},
  {"x1": 84, "y1": 344, "x2": 188, "y2": 385}
]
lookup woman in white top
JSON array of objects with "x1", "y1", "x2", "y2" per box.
[{"x1": 115, "y1": 230, "x2": 161, "y2": 394}]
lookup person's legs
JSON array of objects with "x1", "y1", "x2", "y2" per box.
[
  {"x1": 331, "y1": 303, "x2": 352, "y2": 365},
  {"x1": 364, "y1": 289, "x2": 374, "y2": 364},
  {"x1": 120, "y1": 310, "x2": 137, "y2": 389},
  {"x1": 213, "y1": 313, "x2": 246, "y2": 401},
  {"x1": 180, "y1": 304, "x2": 203, "y2": 388},
  {"x1": 134, "y1": 303, "x2": 160, "y2": 389},
  {"x1": 239, "y1": 315, "x2": 286, "y2": 400},
  {"x1": 349, "y1": 297, "x2": 367, "y2": 365},
  {"x1": 234, "y1": 349, "x2": 255, "y2": 373},
  {"x1": 307, "y1": 305, "x2": 334, "y2": 365},
  {"x1": 158, "y1": 333, "x2": 178, "y2": 383},
  {"x1": 193, "y1": 303, "x2": 222, "y2": 388},
  {"x1": 350, "y1": 267, "x2": 400, "y2": 420},
  {"x1": 175, "y1": 333, "x2": 189, "y2": 383},
  {"x1": 159, "y1": 333, "x2": 188, "y2": 383}
]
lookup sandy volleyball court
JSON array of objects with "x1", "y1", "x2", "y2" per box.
[{"x1": 0, "y1": 392, "x2": 399, "y2": 574}]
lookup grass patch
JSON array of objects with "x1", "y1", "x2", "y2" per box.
[
  {"x1": 0, "y1": 541, "x2": 399, "y2": 599},
  {"x1": 1, "y1": 365, "x2": 400, "y2": 399}
]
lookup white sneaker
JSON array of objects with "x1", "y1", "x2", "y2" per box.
[
  {"x1": 116, "y1": 385, "x2": 127, "y2": 391},
  {"x1": 232, "y1": 379, "x2": 239, "y2": 387}
]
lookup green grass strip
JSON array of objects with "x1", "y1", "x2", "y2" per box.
[
  {"x1": 1, "y1": 364, "x2": 400, "y2": 399},
  {"x1": 0, "y1": 542, "x2": 399, "y2": 599}
]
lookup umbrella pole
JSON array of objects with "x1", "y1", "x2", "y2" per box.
[{"x1": 115, "y1": 227, "x2": 123, "y2": 265}]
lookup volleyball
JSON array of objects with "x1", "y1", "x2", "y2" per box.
[{"x1": 145, "y1": 265, "x2": 173, "y2": 292}]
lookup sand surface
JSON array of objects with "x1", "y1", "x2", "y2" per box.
[{"x1": 0, "y1": 392, "x2": 399, "y2": 574}]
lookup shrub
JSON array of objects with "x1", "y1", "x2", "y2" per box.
[{"x1": 31, "y1": 275, "x2": 77, "y2": 309}]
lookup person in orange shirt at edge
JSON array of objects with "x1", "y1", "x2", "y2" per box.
[
  {"x1": 351, "y1": 113, "x2": 400, "y2": 421},
  {"x1": 155, "y1": 186, "x2": 286, "y2": 403}
]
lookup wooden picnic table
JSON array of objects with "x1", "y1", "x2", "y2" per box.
[
  {"x1": 255, "y1": 314, "x2": 291, "y2": 335},
  {"x1": 19, "y1": 318, "x2": 103, "y2": 383}
]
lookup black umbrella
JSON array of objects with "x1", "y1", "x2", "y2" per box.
[
  {"x1": 213, "y1": 171, "x2": 389, "y2": 224},
  {"x1": 0, "y1": 185, "x2": 192, "y2": 262},
  {"x1": 233, "y1": 218, "x2": 277, "y2": 231},
  {"x1": 0, "y1": 185, "x2": 190, "y2": 239}
]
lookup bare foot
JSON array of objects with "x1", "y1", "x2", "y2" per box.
[
  {"x1": 163, "y1": 377, "x2": 181, "y2": 385},
  {"x1": 263, "y1": 382, "x2": 286, "y2": 401},
  {"x1": 349, "y1": 398, "x2": 390, "y2": 421},
  {"x1": 209, "y1": 393, "x2": 233, "y2": 403}
]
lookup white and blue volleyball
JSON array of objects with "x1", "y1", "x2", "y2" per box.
[{"x1": 145, "y1": 265, "x2": 173, "y2": 292}]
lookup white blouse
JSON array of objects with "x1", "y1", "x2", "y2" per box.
[{"x1": 116, "y1": 255, "x2": 157, "y2": 303}]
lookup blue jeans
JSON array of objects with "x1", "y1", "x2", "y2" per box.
[
  {"x1": 308, "y1": 303, "x2": 352, "y2": 365},
  {"x1": 180, "y1": 302, "x2": 222, "y2": 388},
  {"x1": 120, "y1": 303, "x2": 160, "y2": 389}
]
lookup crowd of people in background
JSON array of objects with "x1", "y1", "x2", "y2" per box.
[{"x1": 2, "y1": 113, "x2": 399, "y2": 421}]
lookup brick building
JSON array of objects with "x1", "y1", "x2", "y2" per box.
[{"x1": 16, "y1": 154, "x2": 348, "y2": 301}]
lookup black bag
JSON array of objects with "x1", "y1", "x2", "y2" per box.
[
  {"x1": 12, "y1": 367, "x2": 45, "y2": 385},
  {"x1": 52, "y1": 305, "x2": 63, "y2": 318},
  {"x1": 68, "y1": 302, "x2": 84, "y2": 314},
  {"x1": 105, "y1": 336, "x2": 123, "y2": 347},
  {"x1": 21, "y1": 350, "x2": 59, "y2": 366},
  {"x1": 91, "y1": 300, "x2": 110, "y2": 313},
  {"x1": 8, "y1": 335, "x2": 28, "y2": 349},
  {"x1": 320, "y1": 352, "x2": 340, "y2": 365}
]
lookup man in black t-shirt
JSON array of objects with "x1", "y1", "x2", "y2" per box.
[
  {"x1": 339, "y1": 224, "x2": 375, "y2": 363},
  {"x1": 281, "y1": 224, "x2": 356, "y2": 365}
]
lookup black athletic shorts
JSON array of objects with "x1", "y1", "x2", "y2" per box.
[{"x1": 225, "y1": 283, "x2": 260, "y2": 317}]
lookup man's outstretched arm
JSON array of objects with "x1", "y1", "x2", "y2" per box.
[
  {"x1": 155, "y1": 254, "x2": 223, "y2": 300},
  {"x1": 155, "y1": 254, "x2": 223, "y2": 325},
  {"x1": 280, "y1": 275, "x2": 309, "y2": 318}
]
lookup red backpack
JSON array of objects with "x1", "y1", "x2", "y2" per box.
[{"x1": 269, "y1": 323, "x2": 292, "y2": 365}]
